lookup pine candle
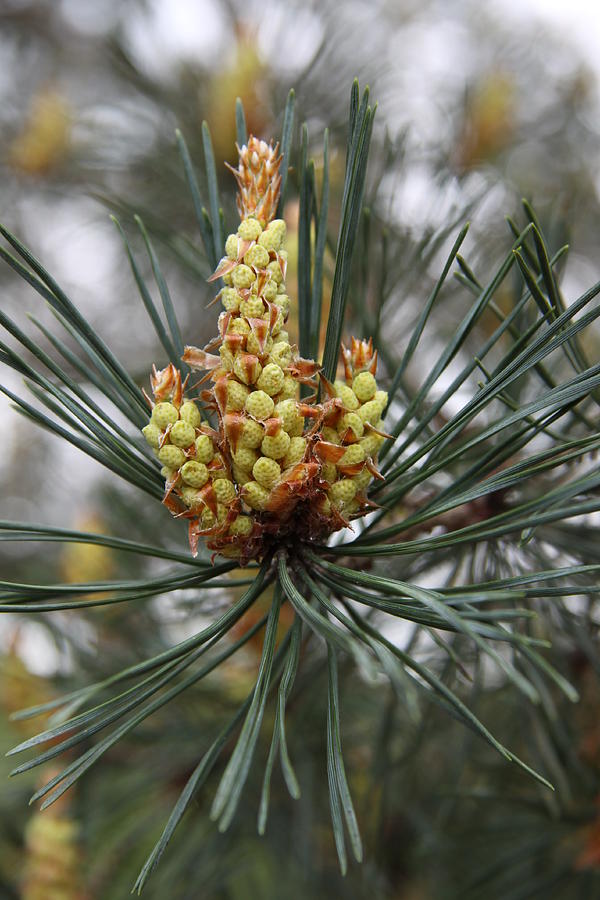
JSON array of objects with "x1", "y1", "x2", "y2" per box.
[{"x1": 142, "y1": 137, "x2": 388, "y2": 563}]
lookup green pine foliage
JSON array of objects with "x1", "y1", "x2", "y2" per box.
[{"x1": 1, "y1": 80, "x2": 600, "y2": 895}]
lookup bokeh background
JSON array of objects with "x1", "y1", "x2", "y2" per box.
[{"x1": 1, "y1": 1, "x2": 600, "y2": 897}]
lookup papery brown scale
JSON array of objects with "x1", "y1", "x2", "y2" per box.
[
  {"x1": 290, "y1": 358, "x2": 321, "y2": 379},
  {"x1": 182, "y1": 345, "x2": 222, "y2": 371},
  {"x1": 277, "y1": 253, "x2": 287, "y2": 280},
  {"x1": 338, "y1": 427, "x2": 359, "y2": 445},
  {"x1": 223, "y1": 332, "x2": 246, "y2": 354},
  {"x1": 255, "y1": 270, "x2": 269, "y2": 296},
  {"x1": 197, "y1": 482, "x2": 218, "y2": 516},
  {"x1": 200, "y1": 388, "x2": 218, "y2": 408},
  {"x1": 162, "y1": 472, "x2": 181, "y2": 503},
  {"x1": 208, "y1": 257, "x2": 237, "y2": 283},
  {"x1": 151, "y1": 363, "x2": 182, "y2": 404},
  {"x1": 218, "y1": 311, "x2": 232, "y2": 337},
  {"x1": 314, "y1": 441, "x2": 346, "y2": 463},
  {"x1": 342, "y1": 346, "x2": 353, "y2": 383},
  {"x1": 223, "y1": 413, "x2": 245, "y2": 453},
  {"x1": 163, "y1": 492, "x2": 185, "y2": 517},
  {"x1": 188, "y1": 520, "x2": 201, "y2": 557},
  {"x1": 207, "y1": 456, "x2": 227, "y2": 476},
  {"x1": 247, "y1": 317, "x2": 269, "y2": 352},
  {"x1": 196, "y1": 369, "x2": 217, "y2": 387},
  {"x1": 364, "y1": 421, "x2": 394, "y2": 440},
  {"x1": 319, "y1": 375, "x2": 337, "y2": 399},
  {"x1": 213, "y1": 376, "x2": 229, "y2": 414},
  {"x1": 368, "y1": 350, "x2": 378, "y2": 375},
  {"x1": 237, "y1": 238, "x2": 252, "y2": 259},
  {"x1": 265, "y1": 301, "x2": 280, "y2": 331},
  {"x1": 264, "y1": 463, "x2": 319, "y2": 517},
  {"x1": 200, "y1": 423, "x2": 220, "y2": 439},
  {"x1": 157, "y1": 427, "x2": 171, "y2": 449},
  {"x1": 264, "y1": 416, "x2": 283, "y2": 437},
  {"x1": 296, "y1": 402, "x2": 322, "y2": 419},
  {"x1": 365, "y1": 457, "x2": 385, "y2": 481},
  {"x1": 337, "y1": 461, "x2": 366, "y2": 477},
  {"x1": 203, "y1": 334, "x2": 223, "y2": 353},
  {"x1": 350, "y1": 336, "x2": 375, "y2": 371},
  {"x1": 238, "y1": 353, "x2": 261, "y2": 383}
]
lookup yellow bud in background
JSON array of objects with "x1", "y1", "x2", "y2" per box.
[
  {"x1": 274, "y1": 399, "x2": 297, "y2": 431},
  {"x1": 229, "y1": 317, "x2": 251, "y2": 335},
  {"x1": 372, "y1": 421, "x2": 386, "y2": 447},
  {"x1": 321, "y1": 462, "x2": 337, "y2": 483},
  {"x1": 321, "y1": 426, "x2": 340, "y2": 444},
  {"x1": 274, "y1": 294, "x2": 290, "y2": 316},
  {"x1": 201, "y1": 507, "x2": 217, "y2": 529},
  {"x1": 374, "y1": 389, "x2": 388, "y2": 410},
  {"x1": 219, "y1": 345, "x2": 235, "y2": 371},
  {"x1": 181, "y1": 485, "x2": 202, "y2": 508},
  {"x1": 360, "y1": 433, "x2": 380, "y2": 457},
  {"x1": 258, "y1": 219, "x2": 286, "y2": 251},
  {"x1": 232, "y1": 464, "x2": 253, "y2": 485}
]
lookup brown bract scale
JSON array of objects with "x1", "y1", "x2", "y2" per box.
[{"x1": 142, "y1": 136, "x2": 388, "y2": 563}]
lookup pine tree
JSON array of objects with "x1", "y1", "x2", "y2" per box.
[{"x1": 2, "y1": 70, "x2": 600, "y2": 899}]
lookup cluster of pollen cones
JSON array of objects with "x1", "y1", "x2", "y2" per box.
[{"x1": 142, "y1": 136, "x2": 389, "y2": 563}]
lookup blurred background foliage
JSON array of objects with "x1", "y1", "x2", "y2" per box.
[{"x1": 1, "y1": 0, "x2": 600, "y2": 897}]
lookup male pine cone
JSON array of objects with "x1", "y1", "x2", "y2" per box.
[{"x1": 142, "y1": 136, "x2": 388, "y2": 563}]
